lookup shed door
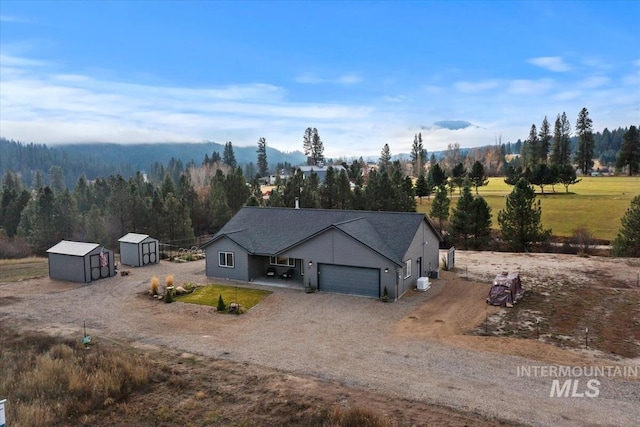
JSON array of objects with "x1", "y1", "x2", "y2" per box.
[
  {"x1": 318, "y1": 264, "x2": 379, "y2": 298},
  {"x1": 90, "y1": 253, "x2": 111, "y2": 280},
  {"x1": 142, "y1": 241, "x2": 157, "y2": 265}
]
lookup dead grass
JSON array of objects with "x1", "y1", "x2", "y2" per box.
[
  {"x1": 478, "y1": 281, "x2": 640, "y2": 358},
  {"x1": 0, "y1": 325, "x2": 155, "y2": 427},
  {"x1": 0, "y1": 257, "x2": 48, "y2": 283},
  {"x1": 0, "y1": 323, "x2": 516, "y2": 427}
]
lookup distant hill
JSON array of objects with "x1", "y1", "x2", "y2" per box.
[
  {"x1": 63, "y1": 141, "x2": 305, "y2": 171},
  {"x1": 0, "y1": 138, "x2": 305, "y2": 188}
]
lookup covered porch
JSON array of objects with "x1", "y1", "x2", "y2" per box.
[{"x1": 248, "y1": 254, "x2": 309, "y2": 289}]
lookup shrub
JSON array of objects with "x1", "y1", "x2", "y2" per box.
[
  {"x1": 217, "y1": 294, "x2": 226, "y2": 312},
  {"x1": 164, "y1": 287, "x2": 174, "y2": 303},
  {"x1": 326, "y1": 406, "x2": 395, "y2": 427},
  {"x1": 166, "y1": 275, "x2": 174, "y2": 287},
  {"x1": 150, "y1": 277, "x2": 159, "y2": 296},
  {"x1": 572, "y1": 226, "x2": 596, "y2": 255}
]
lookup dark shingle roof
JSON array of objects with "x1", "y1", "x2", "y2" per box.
[{"x1": 203, "y1": 207, "x2": 440, "y2": 265}]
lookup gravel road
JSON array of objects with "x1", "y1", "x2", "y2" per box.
[{"x1": 1, "y1": 252, "x2": 638, "y2": 426}]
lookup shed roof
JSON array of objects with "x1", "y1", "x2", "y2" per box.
[
  {"x1": 47, "y1": 240, "x2": 100, "y2": 256},
  {"x1": 202, "y1": 207, "x2": 441, "y2": 265},
  {"x1": 118, "y1": 233, "x2": 152, "y2": 244}
]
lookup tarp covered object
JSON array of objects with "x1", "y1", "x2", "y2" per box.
[{"x1": 486, "y1": 272, "x2": 524, "y2": 307}]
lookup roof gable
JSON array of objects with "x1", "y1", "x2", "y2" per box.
[
  {"x1": 47, "y1": 240, "x2": 100, "y2": 256},
  {"x1": 118, "y1": 233, "x2": 151, "y2": 244},
  {"x1": 203, "y1": 207, "x2": 437, "y2": 264}
]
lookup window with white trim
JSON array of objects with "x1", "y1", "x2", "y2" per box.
[
  {"x1": 404, "y1": 259, "x2": 411, "y2": 279},
  {"x1": 219, "y1": 251, "x2": 235, "y2": 268},
  {"x1": 270, "y1": 256, "x2": 295, "y2": 267}
]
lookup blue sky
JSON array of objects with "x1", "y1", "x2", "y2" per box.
[{"x1": 1, "y1": 1, "x2": 638, "y2": 158}]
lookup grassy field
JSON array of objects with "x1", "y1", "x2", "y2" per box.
[
  {"x1": 0, "y1": 257, "x2": 49, "y2": 283},
  {"x1": 417, "y1": 176, "x2": 640, "y2": 241},
  {"x1": 177, "y1": 284, "x2": 272, "y2": 310}
]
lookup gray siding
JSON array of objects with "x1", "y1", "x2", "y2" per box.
[
  {"x1": 279, "y1": 228, "x2": 398, "y2": 298},
  {"x1": 398, "y1": 221, "x2": 440, "y2": 297},
  {"x1": 48, "y1": 247, "x2": 115, "y2": 283},
  {"x1": 120, "y1": 242, "x2": 140, "y2": 266},
  {"x1": 204, "y1": 238, "x2": 249, "y2": 281},
  {"x1": 120, "y1": 238, "x2": 159, "y2": 267},
  {"x1": 49, "y1": 253, "x2": 87, "y2": 283}
]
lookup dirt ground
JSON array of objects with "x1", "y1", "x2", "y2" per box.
[{"x1": 1, "y1": 250, "x2": 639, "y2": 426}]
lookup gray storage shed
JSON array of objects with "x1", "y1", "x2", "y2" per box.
[
  {"x1": 47, "y1": 240, "x2": 115, "y2": 283},
  {"x1": 118, "y1": 233, "x2": 159, "y2": 267}
]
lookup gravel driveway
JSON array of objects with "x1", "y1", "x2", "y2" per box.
[{"x1": 1, "y1": 253, "x2": 638, "y2": 427}]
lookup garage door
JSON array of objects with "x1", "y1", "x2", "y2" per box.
[{"x1": 318, "y1": 264, "x2": 380, "y2": 298}]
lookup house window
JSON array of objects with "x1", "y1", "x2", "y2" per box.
[
  {"x1": 219, "y1": 251, "x2": 235, "y2": 268},
  {"x1": 404, "y1": 259, "x2": 411, "y2": 279},
  {"x1": 270, "y1": 256, "x2": 295, "y2": 267}
]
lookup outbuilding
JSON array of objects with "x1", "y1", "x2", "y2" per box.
[
  {"x1": 47, "y1": 240, "x2": 115, "y2": 283},
  {"x1": 118, "y1": 233, "x2": 159, "y2": 267}
]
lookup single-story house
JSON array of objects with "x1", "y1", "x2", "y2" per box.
[
  {"x1": 118, "y1": 233, "x2": 160, "y2": 267},
  {"x1": 47, "y1": 240, "x2": 116, "y2": 283},
  {"x1": 201, "y1": 207, "x2": 442, "y2": 300}
]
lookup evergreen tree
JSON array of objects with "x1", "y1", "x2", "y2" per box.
[
  {"x1": 574, "y1": 107, "x2": 595, "y2": 175},
  {"x1": 410, "y1": 133, "x2": 426, "y2": 176},
  {"x1": 504, "y1": 165, "x2": 524, "y2": 186},
  {"x1": 450, "y1": 185, "x2": 474, "y2": 249},
  {"x1": 18, "y1": 186, "x2": 60, "y2": 254},
  {"x1": 302, "y1": 128, "x2": 324, "y2": 165},
  {"x1": 612, "y1": 195, "x2": 640, "y2": 257},
  {"x1": 429, "y1": 184, "x2": 450, "y2": 233},
  {"x1": 415, "y1": 174, "x2": 428, "y2": 203},
  {"x1": 0, "y1": 186, "x2": 30, "y2": 238},
  {"x1": 222, "y1": 141, "x2": 237, "y2": 168},
  {"x1": 538, "y1": 116, "x2": 552, "y2": 165},
  {"x1": 320, "y1": 166, "x2": 338, "y2": 209},
  {"x1": 551, "y1": 112, "x2": 572, "y2": 166},
  {"x1": 336, "y1": 169, "x2": 352, "y2": 209},
  {"x1": 616, "y1": 125, "x2": 640, "y2": 176},
  {"x1": 469, "y1": 161, "x2": 488, "y2": 194},
  {"x1": 498, "y1": 178, "x2": 549, "y2": 252},
  {"x1": 225, "y1": 167, "x2": 250, "y2": 213},
  {"x1": 163, "y1": 193, "x2": 194, "y2": 243},
  {"x1": 378, "y1": 144, "x2": 391, "y2": 174},
  {"x1": 468, "y1": 196, "x2": 492, "y2": 250},
  {"x1": 558, "y1": 164, "x2": 581, "y2": 193},
  {"x1": 428, "y1": 163, "x2": 446, "y2": 187},
  {"x1": 209, "y1": 178, "x2": 232, "y2": 233},
  {"x1": 522, "y1": 124, "x2": 539, "y2": 170},
  {"x1": 160, "y1": 174, "x2": 175, "y2": 199},
  {"x1": 256, "y1": 137, "x2": 269, "y2": 177},
  {"x1": 451, "y1": 163, "x2": 466, "y2": 195},
  {"x1": 48, "y1": 166, "x2": 65, "y2": 193}
]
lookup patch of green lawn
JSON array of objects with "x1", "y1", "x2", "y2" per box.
[
  {"x1": 417, "y1": 176, "x2": 640, "y2": 241},
  {"x1": 176, "y1": 284, "x2": 271, "y2": 310}
]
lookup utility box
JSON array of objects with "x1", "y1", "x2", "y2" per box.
[{"x1": 417, "y1": 277, "x2": 431, "y2": 291}]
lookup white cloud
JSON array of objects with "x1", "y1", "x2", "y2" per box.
[
  {"x1": 454, "y1": 80, "x2": 500, "y2": 93},
  {"x1": 507, "y1": 79, "x2": 554, "y2": 95},
  {"x1": 528, "y1": 56, "x2": 571, "y2": 72},
  {"x1": 1, "y1": 50, "x2": 636, "y2": 159},
  {"x1": 580, "y1": 76, "x2": 609, "y2": 89},
  {"x1": 296, "y1": 72, "x2": 362, "y2": 85}
]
